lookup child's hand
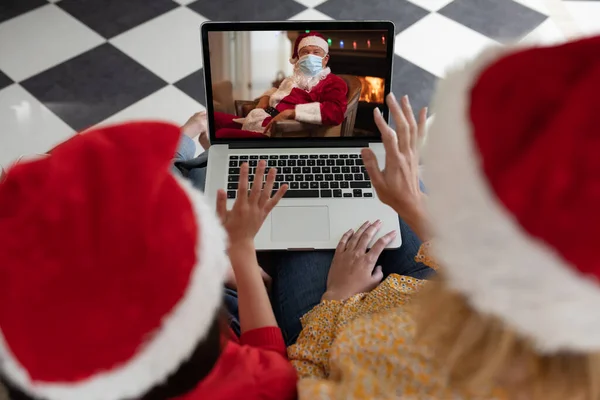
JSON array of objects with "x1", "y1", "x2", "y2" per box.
[{"x1": 216, "y1": 161, "x2": 287, "y2": 248}]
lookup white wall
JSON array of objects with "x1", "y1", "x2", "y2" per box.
[{"x1": 249, "y1": 31, "x2": 292, "y2": 98}]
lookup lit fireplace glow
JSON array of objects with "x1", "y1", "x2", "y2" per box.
[{"x1": 358, "y1": 76, "x2": 385, "y2": 103}]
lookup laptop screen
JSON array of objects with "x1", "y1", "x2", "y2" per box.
[{"x1": 202, "y1": 22, "x2": 394, "y2": 142}]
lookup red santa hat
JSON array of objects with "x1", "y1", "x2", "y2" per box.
[
  {"x1": 289, "y1": 32, "x2": 329, "y2": 64},
  {"x1": 424, "y1": 35, "x2": 600, "y2": 353},
  {"x1": 0, "y1": 122, "x2": 229, "y2": 400}
]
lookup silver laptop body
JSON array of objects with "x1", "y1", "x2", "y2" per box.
[{"x1": 201, "y1": 20, "x2": 401, "y2": 251}]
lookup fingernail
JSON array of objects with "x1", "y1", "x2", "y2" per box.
[
  {"x1": 404, "y1": 95, "x2": 410, "y2": 106},
  {"x1": 374, "y1": 107, "x2": 381, "y2": 116},
  {"x1": 389, "y1": 93, "x2": 397, "y2": 103},
  {"x1": 375, "y1": 219, "x2": 382, "y2": 225},
  {"x1": 390, "y1": 230, "x2": 398, "y2": 237}
]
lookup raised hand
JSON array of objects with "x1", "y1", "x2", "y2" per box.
[
  {"x1": 216, "y1": 160, "x2": 288, "y2": 247},
  {"x1": 361, "y1": 94, "x2": 431, "y2": 241},
  {"x1": 216, "y1": 161, "x2": 287, "y2": 333}
]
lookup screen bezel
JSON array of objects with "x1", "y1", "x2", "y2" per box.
[{"x1": 200, "y1": 20, "x2": 395, "y2": 147}]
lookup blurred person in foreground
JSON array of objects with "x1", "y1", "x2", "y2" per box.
[
  {"x1": 0, "y1": 122, "x2": 297, "y2": 400},
  {"x1": 287, "y1": 35, "x2": 600, "y2": 399}
]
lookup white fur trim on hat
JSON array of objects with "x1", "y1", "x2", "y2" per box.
[
  {"x1": 290, "y1": 35, "x2": 329, "y2": 64},
  {"x1": 0, "y1": 175, "x2": 230, "y2": 400},
  {"x1": 299, "y1": 35, "x2": 329, "y2": 54},
  {"x1": 424, "y1": 43, "x2": 600, "y2": 354}
]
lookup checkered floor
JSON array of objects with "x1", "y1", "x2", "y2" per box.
[{"x1": 0, "y1": 0, "x2": 598, "y2": 168}]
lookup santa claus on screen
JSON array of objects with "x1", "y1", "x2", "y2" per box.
[{"x1": 214, "y1": 32, "x2": 348, "y2": 139}]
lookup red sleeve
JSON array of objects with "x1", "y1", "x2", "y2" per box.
[
  {"x1": 295, "y1": 75, "x2": 348, "y2": 126},
  {"x1": 189, "y1": 339, "x2": 297, "y2": 400},
  {"x1": 239, "y1": 326, "x2": 287, "y2": 356},
  {"x1": 232, "y1": 340, "x2": 298, "y2": 400}
]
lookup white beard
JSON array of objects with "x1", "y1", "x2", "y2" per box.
[{"x1": 290, "y1": 66, "x2": 331, "y2": 92}]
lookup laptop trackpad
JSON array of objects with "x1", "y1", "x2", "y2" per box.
[{"x1": 271, "y1": 206, "x2": 330, "y2": 242}]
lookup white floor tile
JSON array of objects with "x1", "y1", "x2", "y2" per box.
[
  {"x1": 511, "y1": 0, "x2": 551, "y2": 16},
  {"x1": 520, "y1": 18, "x2": 566, "y2": 45},
  {"x1": 406, "y1": 0, "x2": 455, "y2": 12},
  {"x1": 0, "y1": 84, "x2": 74, "y2": 168},
  {"x1": 0, "y1": 5, "x2": 104, "y2": 82},
  {"x1": 99, "y1": 86, "x2": 206, "y2": 155},
  {"x1": 563, "y1": 1, "x2": 600, "y2": 37},
  {"x1": 394, "y1": 13, "x2": 497, "y2": 77},
  {"x1": 289, "y1": 8, "x2": 333, "y2": 20},
  {"x1": 99, "y1": 85, "x2": 204, "y2": 127},
  {"x1": 110, "y1": 7, "x2": 207, "y2": 84},
  {"x1": 293, "y1": 0, "x2": 328, "y2": 8}
]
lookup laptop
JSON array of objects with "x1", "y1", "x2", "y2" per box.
[{"x1": 201, "y1": 20, "x2": 401, "y2": 251}]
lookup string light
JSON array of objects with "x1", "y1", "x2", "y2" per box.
[
  {"x1": 305, "y1": 30, "x2": 310, "y2": 33},
  {"x1": 381, "y1": 35, "x2": 386, "y2": 44},
  {"x1": 353, "y1": 41, "x2": 357, "y2": 50},
  {"x1": 327, "y1": 38, "x2": 332, "y2": 46},
  {"x1": 339, "y1": 40, "x2": 344, "y2": 48},
  {"x1": 367, "y1": 40, "x2": 371, "y2": 48}
]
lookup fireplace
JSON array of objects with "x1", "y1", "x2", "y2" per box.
[
  {"x1": 358, "y1": 76, "x2": 385, "y2": 103},
  {"x1": 325, "y1": 50, "x2": 387, "y2": 135},
  {"x1": 288, "y1": 30, "x2": 389, "y2": 136}
]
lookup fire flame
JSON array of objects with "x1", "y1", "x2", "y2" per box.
[{"x1": 358, "y1": 76, "x2": 384, "y2": 103}]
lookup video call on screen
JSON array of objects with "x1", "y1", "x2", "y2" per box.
[{"x1": 207, "y1": 29, "x2": 390, "y2": 140}]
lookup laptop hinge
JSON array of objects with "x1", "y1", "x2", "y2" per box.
[{"x1": 226, "y1": 140, "x2": 372, "y2": 149}]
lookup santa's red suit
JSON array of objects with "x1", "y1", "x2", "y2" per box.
[{"x1": 216, "y1": 69, "x2": 348, "y2": 139}]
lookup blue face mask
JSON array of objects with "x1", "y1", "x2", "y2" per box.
[{"x1": 298, "y1": 54, "x2": 324, "y2": 77}]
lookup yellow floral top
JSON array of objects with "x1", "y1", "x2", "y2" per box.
[{"x1": 287, "y1": 243, "x2": 505, "y2": 400}]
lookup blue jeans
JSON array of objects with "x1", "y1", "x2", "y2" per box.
[
  {"x1": 266, "y1": 217, "x2": 434, "y2": 346},
  {"x1": 223, "y1": 288, "x2": 241, "y2": 337},
  {"x1": 183, "y1": 161, "x2": 433, "y2": 344}
]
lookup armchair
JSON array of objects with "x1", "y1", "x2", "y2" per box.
[{"x1": 234, "y1": 74, "x2": 362, "y2": 138}]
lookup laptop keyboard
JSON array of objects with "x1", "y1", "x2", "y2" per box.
[{"x1": 226, "y1": 153, "x2": 373, "y2": 199}]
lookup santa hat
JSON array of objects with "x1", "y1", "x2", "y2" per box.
[
  {"x1": 424, "y1": 35, "x2": 600, "y2": 354},
  {"x1": 289, "y1": 32, "x2": 329, "y2": 64},
  {"x1": 0, "y1": 122, "x2": 229, "y2": 400}
]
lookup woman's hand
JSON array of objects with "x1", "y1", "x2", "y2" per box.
[
  {"x1": 216, "y1": 161, "x2": 288, "y2": 248},
  {"x1": 362, "y1": 94, "x2": 431, "y2": 241},
  {"x1": 322, "y1": 221, "x2": 397, "y2": 302},
  {"x1": 182, "y1": 111, "x2": 210, "y2": 149}
]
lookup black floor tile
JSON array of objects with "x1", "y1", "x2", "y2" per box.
[
  {"x1": 0, "y1": 0, "x2": 47, "y2": 24},
  {"x1": 175, "y1": 68, "x2": 205, "y2": 106},
  {"x1": 58, "y1": 0, "x2": 179, "y2": 38},
  {"x1": 439, "y1": 0, "x2": 547, "y2": 39},
  {"x1": 316, "y1": 0, "x2": 429, "y2": 33},
  {"x1": 187, "y1": 0, "x2": 306, "y2": 21},
  {"x1": 0, "y1": 69, "x2": 14, "y2": 91},
  {"x1": 21, "y1": 43, "x2": 167, "y2": 131},
  {"x1": 391, "y1": 55, "x2": 437, "y2": 125}
]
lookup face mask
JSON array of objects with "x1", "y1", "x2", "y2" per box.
[{"x1": 297, "y1": 54, "x2": 324, "y2": 77}]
